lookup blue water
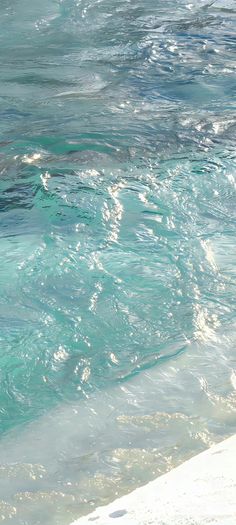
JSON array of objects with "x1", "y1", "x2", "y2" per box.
[{"x1": 0, "y1": 0, "x2": 236, "y2": 523}]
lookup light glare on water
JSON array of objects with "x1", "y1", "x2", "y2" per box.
[{"x1": 0, "y1": 0, "x2": 236, "y2": 523}]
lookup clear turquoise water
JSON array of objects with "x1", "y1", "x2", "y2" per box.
[{"x1": 0, "y1": 0, "x2": 236, "y2": 523}]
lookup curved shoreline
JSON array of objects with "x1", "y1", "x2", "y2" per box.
[{"x1": 71, "y1": 434, "x2": 236, "y2": 525}]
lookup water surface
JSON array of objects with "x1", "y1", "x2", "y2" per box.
[{"x1": 0, "y1": 0, "x2": 236, "y2": 523}]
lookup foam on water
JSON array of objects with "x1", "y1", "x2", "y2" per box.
[{"x1": 0, "y1": 0, "x2": 236, "y2": 523}]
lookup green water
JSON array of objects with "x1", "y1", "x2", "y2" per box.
[{"x1": 0, "y1": 0, "x2": 236, "y2": 523}]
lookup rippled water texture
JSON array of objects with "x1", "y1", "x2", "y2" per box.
[{"x1": 0, "y1": 0, "x2": 236, "y2": 523}]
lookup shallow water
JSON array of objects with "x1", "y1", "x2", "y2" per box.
[{"x1": 0, "y1": 0, "x2": 236, "y2": 523}]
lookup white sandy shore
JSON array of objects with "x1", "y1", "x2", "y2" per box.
[{"x1": 71, "y1": 434, "x2": 236, "y2": 525}]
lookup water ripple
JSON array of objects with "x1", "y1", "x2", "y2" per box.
[{"x1": 0, "y1": 0, "x2": 235, "y2": 523}]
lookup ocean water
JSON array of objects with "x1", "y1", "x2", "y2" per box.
[{"x1": 0, "y1": 0, "x2": 236, "y2": 523}]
